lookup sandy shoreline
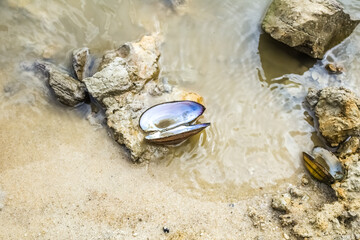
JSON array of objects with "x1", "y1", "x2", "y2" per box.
[{"x1": 0, "y1": 105, "x2": 287, "y2": 239}]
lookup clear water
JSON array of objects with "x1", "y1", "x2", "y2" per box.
[{"x1": 1, "y1": 0, "x2": 360, "y2": 201}]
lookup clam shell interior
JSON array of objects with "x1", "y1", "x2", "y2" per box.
[{"x1": 139, "y1": 101, "x2": 205, "y2": 132}]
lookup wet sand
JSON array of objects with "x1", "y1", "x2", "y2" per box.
[{"x1": 0, "y1": 104, "x2": 285, "y2": 239}]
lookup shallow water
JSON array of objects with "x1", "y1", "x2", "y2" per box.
[{"x1": 0, "y1": 0, "x2": 360, "y2": 202}]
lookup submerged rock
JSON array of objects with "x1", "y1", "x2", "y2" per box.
[
  {"x1": 35, "y1": 61, "x2": 86, "y2": 107},
  {"x1": 306, "y1": 87, "x2": 360, "y2": 147},
  {"x1": 262, "y1": 0, "x2": 360, "y2": 59},
  {"x1": 163, "y1": 0, "x2": 189, "y2": 13}
]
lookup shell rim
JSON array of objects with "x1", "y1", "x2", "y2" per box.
[
  {"x1": 145, "y1": 122, "x2": 210, "y2": 145},
  {"x1": 144, "y1": 122, "x2": 211, "y2": 141},
  {"x1": 138, "y1": 100, "x2": 206, "y2": 132}
]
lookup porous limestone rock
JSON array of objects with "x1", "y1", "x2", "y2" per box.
[
  {"x1": 333, "y1": 153, "x2": 360, "y2": 200},
  {"x1": 248, "y1": 207, "x2": 266, "y2": 229},
  {"x1": 35, "y1": 61, "x2": 86, "y2": 107},
  {"x1": 83, "y1": 58, "x2": 132, "y2": 101},
  {"x1": 98, "y1": 34, "x2": 162, "y2": 81},
  {"x1": 306, "y1": 87, "x2": 360, "y2": 147},
  {"x1": 83, "y1": 34, "x2": 205, "y2": 162},
  {"x1": 262, "y1": 0, "x2": 360, "y2": 58},
  {"x1": 103, "y1": 79, "x2": 203, "y2": 162}
]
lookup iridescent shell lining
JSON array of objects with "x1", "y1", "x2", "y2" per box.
[{"x1": 139, "y1": 101, "x2": 210, "y2": 145}]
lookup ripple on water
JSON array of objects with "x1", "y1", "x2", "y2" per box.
[{"x1": 151, "y1": 0, "x2": 315, "y2": 199}]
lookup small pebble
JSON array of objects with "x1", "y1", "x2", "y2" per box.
[
  {"x1": 325, "y1": 63, "x2": 344, "y2": 74},
  {"x1": 301, "y1": 176, "x2": 309, "y2": 186},
  {"x1": 283, "y1": 233, "x2": 290, "y2": 239},
  {"x1": 163, "y1": 227, "x2": 170, "y2": 234},
  {"x1": 289, "y1": 187, "x2": 304, "y2": 198}
]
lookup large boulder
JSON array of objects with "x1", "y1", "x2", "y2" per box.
[
  {"x1": 83, "y1": 34, "x2": 205, "y2": 162},
  {"x1": 306, "y1": 87, "x2": 360, "y2": 147},
  {"x1": 262, "y1": 0, "x2": 359, "y2": 59}
]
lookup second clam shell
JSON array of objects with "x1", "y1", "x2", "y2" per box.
[
  {"x1": 139, "y1": 100, "x2": 210, "y2": 145},
  {"x1": 303, "y1": 147, "x2": 345, "y2": 184}
]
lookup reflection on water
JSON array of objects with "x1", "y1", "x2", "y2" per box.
[
  {"x1": 258, "y1": 33, "x2": 316, "y2": 82},
  {"x1": 0, "y1": 0, "x2": 359, "y2": 201}
]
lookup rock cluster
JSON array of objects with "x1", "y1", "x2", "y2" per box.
[
  {"x1": 37, "y1": 34, "x2": 205, "y2": 163},
  {"x1": 270, "y1": 87, "x2": 360, "y2": 239},
  {"x1": 262, "y1": 0, "x2": 359, "y2": 59}
]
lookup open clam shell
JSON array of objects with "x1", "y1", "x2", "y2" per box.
[
  {"x1": 303, "y1": 147, "x2": 345, "y2": 184},
  {"x1": 139, "y1": 101, "x2": 205, "y2": 132},
  {"x1": 139, "y1": 101, "x2": 210, "y2": 145}
]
